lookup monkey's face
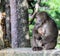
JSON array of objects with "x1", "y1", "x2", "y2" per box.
[
  {"x1": 35, "y1": 12, "x2": 47, "y2": 24},
  {"x1": 35, "y1": 13, "x2": 42, "y2": 24}
]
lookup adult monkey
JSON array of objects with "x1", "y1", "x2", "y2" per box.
[
  {"x1": 31, "y1": 12, "x2": 58, "y2": 51},
  {"x1": 30, "y1": 0, "x2": 58, "y2": 51}
]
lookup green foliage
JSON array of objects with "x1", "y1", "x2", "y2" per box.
[
  {"x1": 29, "y1": 0, "x2": 60, "y2": 29},
  {"x1": 28, "y1": 9, "x2": 33, "y2": 14},
  {"x1": 56, "y1": 44, "x2": 60, "y2": 48},
  {"x1": 29, "y1": 0, "x2": 60, "y2": 35},
  {"x1": 44, "y1": 0, "x2": 60, "y2": 29},
  {"x1": 29, "y1": 0, "x2": 60, "y2": 34}
]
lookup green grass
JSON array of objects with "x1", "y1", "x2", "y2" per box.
[{"x1": 56, "y1": 35, "x2": 60, "y2": 48}]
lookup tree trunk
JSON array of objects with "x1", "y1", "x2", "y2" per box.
[
  {"x1": 10, "y1": 0, "x2": 30, "y2": 48},
  {"x1": 10, "y1": 0, "x2": 18, "y2": 48},
  {"x1": 5, "y1": 0, "x2": 11, "y2": 47},
  {"x1": 16, "y1": 0, "x2": 30, "y2": 47}
]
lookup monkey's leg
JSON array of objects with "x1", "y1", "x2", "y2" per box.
[
  {"x1": 33, "y1": 47, "x2": 43, "y2": 51},
  {"x1": 31, "y1": 27, "x2": 43, "y2": 51},
  {"x1": 31, "y1": 37, "x2": 43, "y2": 51},
  {"x1": 31, "y1": 37, "x2": 37, "y2": 51},
  {"x1": 44, "y1": 41, "x2": 57, "y2": 50}
]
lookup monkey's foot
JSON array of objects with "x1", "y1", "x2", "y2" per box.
[{"x1": 32, "y1": 47, "x2": 43, "y2": 51}]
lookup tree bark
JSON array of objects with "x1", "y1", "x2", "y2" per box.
[
  {"x1": 5, "y1": 0, "x2": 11, "y2": 47},
  {"x1": 10, "y1": 0, "x2": 31, "y2": 48},
  {"x1": 10, "y1": 0, "x2": 18, "y2": 48},
  {"x1": 16, "y1": 0, "x2": 30, "y2": 47}
]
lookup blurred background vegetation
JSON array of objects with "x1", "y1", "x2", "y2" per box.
[{"x1": 28, "y1": 0, "x2": 60, "y2": 48}]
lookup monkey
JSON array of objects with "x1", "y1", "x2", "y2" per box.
[{"x1": 31, "y1": 11, "x2": 58, "y2": 51}]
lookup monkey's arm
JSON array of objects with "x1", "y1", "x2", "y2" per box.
[
  {"x1": 41, "y1": 25, "x2": 57, "y2": 44},
  {"x1": 33, "y1": 27, "x2": 42, "y2": 40}
]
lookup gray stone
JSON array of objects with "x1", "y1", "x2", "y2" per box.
[{"x1": 0, "y1": 48, "x2": 60, "y2": 56}]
